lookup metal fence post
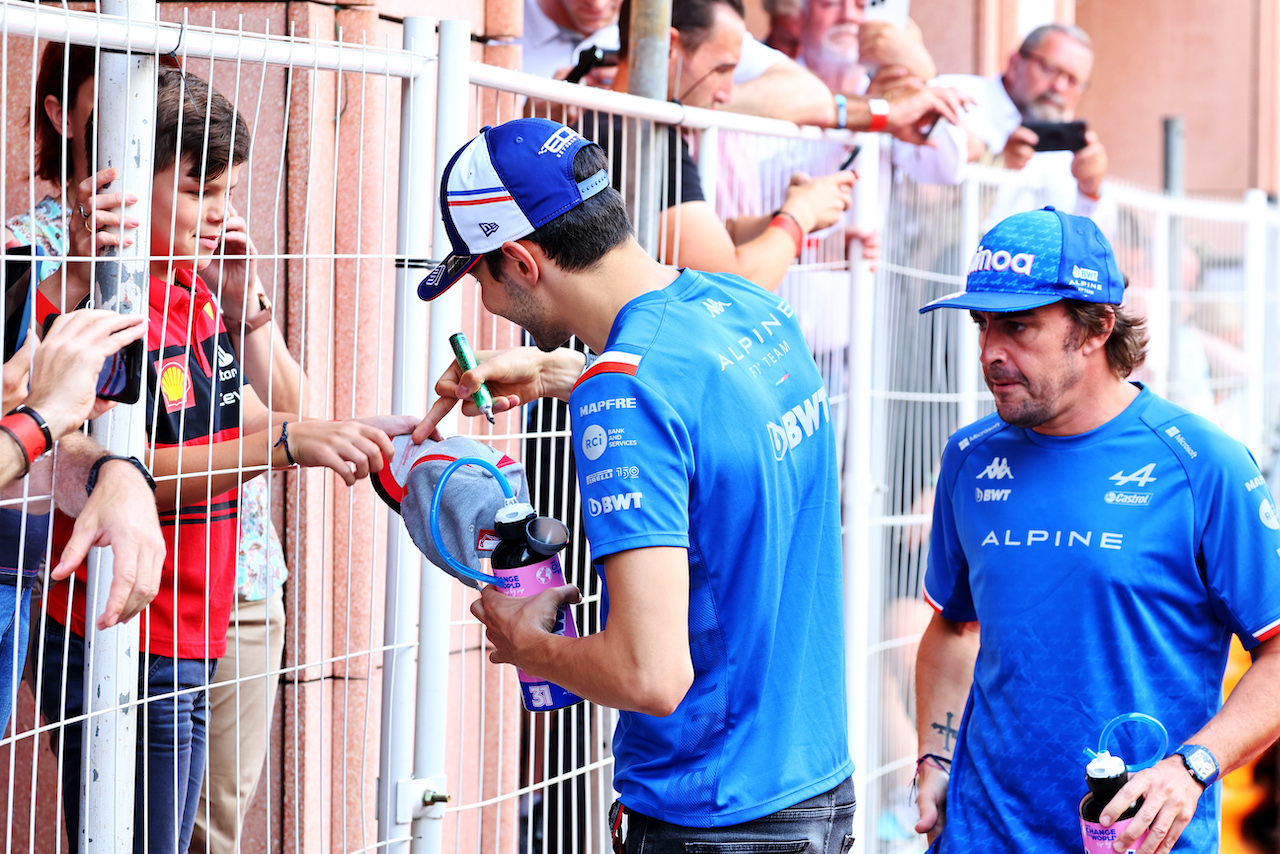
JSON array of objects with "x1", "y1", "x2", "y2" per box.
[
  {"x1": 378, "y1": 16, "x2": 437, "y2": 853},
  {"x1": 1243, "y1": 188, "x2": 1268, "y2": 454},
  {"x1": 957, "y1": 177, "x2": 981, "y2": 427},
  {"x1": 83, "y1": 2, "x2": 155, "y2": 850},
  {"x1": 844, "y1": 130, "x2": 879, "y2": 853},
  {"x1": 409, "y1": 18, "x2": 470, "y2": 854}
]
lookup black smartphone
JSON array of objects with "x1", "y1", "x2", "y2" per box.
[
  {"x1": 566, "y1": 47, "x2": 619, "y2": 85},
  {"x1": 1021, "y1": 120, "x2": 1088, "y2": 152},
  {"x1": 39, "y1": 301, "x2": 145, "y2": 405},
  {"x1": 838, "y1": 145, "x2": 862, "y2": 172},
  {"x1": 3, "y1": 247, "x2": 36, "y2": 362}
]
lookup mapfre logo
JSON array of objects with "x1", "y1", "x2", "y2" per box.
[
  {"x1": 538, "y1": 126, "x2": 580, "y2": 157},
  {"x1": 976, "y1": 456, "x2": 1014, "y2": 480},
  {"x1": 967, "y1": 246, "x2": 1034, "y2": 276},
  {"x1": 587, "y1": 492, "x2": 642, "y2": 516},
  {"x1": 766, "y1": 387, "x2": 830, "y2": 461}
]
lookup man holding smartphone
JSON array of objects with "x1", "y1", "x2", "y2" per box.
[{"x1": 921, "y1": 24, "x2": 1113, "y2": 233}]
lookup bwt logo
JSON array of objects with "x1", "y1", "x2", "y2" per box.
[
  {"x1": 766, "y1": 387, "x2": 830, "y2": 461},
  {"x1": 974, "y1": 488, "x2": 1010, "y2": 502},
  {"x1": 1072, "y1": 264, "x2": 1099, "y2": 282},
  {"x1": 967, "y1": 246, "x2": 1035, "y2": 276},
  {"x1": 587, "y1": 492, "x2": 642, "y2": 516}
]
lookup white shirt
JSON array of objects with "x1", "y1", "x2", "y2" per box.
[
  {"x1": 516, "y1": 0, "x2": 620, "y2": 80},
  {"x1": 905, "y1": 72, "x2": 1115, "y2": 234}
]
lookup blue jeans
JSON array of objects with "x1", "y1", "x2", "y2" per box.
[
  {"x1": 0, "y1": 582, "x2": 31, "y2": 734},
  {"x1": 623, "y1": 777, "x2": 856, "y2": 854},
  {"x1": 39, "y1": 620, "x2": 215, "y2": 854}
]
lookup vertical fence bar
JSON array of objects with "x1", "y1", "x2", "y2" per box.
[
  {"x1": 1147, "y1": 207, "x2": 1172, "y2": 399},
  {"x1": 695, "y1": 125, "x2": 718, "y2": 214},
  {"x1": 379, "y1": 16, "x2": 437, "y2": 854},
  {"x1": 957, "y1": 177, "x2": 981, "y2": 426},
  {"x1": 1244, "y1": 188, "x2": 1268, "y2": 455},
  {"x1": 844, "y1": 131, "x2": 878, "y2": 853},
  {"x1": 411, "y1": 17, "x2": 470, "y2": 854},
  {"x1": 83, "y1": 2, "x2": 156, "y2": 851}
]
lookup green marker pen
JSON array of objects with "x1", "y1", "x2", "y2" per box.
[{"x1": 448, "y1": 332, "x2": 495, "y2": 424}]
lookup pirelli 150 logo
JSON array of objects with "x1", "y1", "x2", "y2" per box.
[{"x1": 766, "y1": 387, "x2": 830, "y2": 461}]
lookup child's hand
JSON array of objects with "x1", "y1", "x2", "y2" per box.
[
  {"x1": 205, "y1": 202, "x2": 261, "y2": 328},
  {"x1": 60, "y1": 168, "x2": 140, "y2": 306}
]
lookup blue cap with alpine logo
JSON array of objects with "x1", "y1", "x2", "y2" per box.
[
  {"x1": 418, "y1": 118, "x2": 611, "y2": 301},
  {"x1": 919, "y1": 206, "x2": 1124, "y2": 314}
]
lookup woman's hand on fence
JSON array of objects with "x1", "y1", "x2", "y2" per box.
[
  {"x1": 52, "y1": 168, "x2": 141, "y2": 309},
  {"x1": 412, "y1": 346, "x2": 588, "y2": 444},
  {"x1": 69, "y1": 168, "x2": 140, "y2": 257}
]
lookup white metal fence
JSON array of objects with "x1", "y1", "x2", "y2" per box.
[{"x1": 0, "y1": 4, "x2": 1278, "y2": 853}]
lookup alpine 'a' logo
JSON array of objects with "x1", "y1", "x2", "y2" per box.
[
  {"x1": 976, "y1": 456, "x2": 1013, "y2": 480},
  {"x1": 1110, "y1": 463, "x2": 1157, "y2": 487}
]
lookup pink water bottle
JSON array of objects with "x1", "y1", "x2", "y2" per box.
[
  {"x1": 1079, "y1": 752, "x2": 1147, "y2": 854},
  {"x1": 488, "y1": 504, "x2": 583, "y2": 711}
]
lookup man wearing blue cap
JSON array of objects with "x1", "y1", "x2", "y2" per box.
[
  {"x1": 415, "y1": 118, "x2": 853, "y2": 851},
  {"x1": 913, "y1": 206, "x2": 1280, "y2": 853}
]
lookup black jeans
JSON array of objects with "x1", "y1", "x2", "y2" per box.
[{"x1": 624, "y1": 777, "x2": 856, "y2": 854}]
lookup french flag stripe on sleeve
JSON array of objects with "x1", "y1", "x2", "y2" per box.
[
  {"x1": 575, "y1": 351, "x2": 643, "y2": 388},
  {"x1": 1256, "y1": 616, "x2": 1280, "y2": 643}
]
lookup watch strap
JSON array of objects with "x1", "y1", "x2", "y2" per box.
[
  {"x1": 1173, "y1": 744, "x2": 1220, "y2": 788},
  {"x1": 242, "y1": 290, "x2": 274, "y2": 332},
  {"x1": 86, "y1": 454, "x2": 157, "y2": 497}
]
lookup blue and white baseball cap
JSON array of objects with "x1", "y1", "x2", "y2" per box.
[
  {"x1": 919, "y1": 206, "x2": 1125, "y2": 313},
  {"x1": 418, "y1": 118, "x2": 611, "y2": 301}
]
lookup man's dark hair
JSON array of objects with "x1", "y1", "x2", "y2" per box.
[
  {"x1": 32, "y1": 42, "x2": 97, "y2": 184},
  {"x1": 1063, "y1": 288, "x2": 1148, "y2": 379},
  {"x1": 618, "y1": 0, "x2": 746, "y2": 59},
  {"x1": 153, "y1": 67, "x2": 250, "y2": 179},
  {"x1": 483, "y1": 143, "x2": 631, "y2": 277}
]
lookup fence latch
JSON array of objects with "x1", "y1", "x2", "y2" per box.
[{"x1": 397, "y1": 774, "x2": 450, "y2": 822}]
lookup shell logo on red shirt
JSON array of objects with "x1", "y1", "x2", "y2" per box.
[{"x1": 158, "y1": 357, "x2": 195, "y2": 413}]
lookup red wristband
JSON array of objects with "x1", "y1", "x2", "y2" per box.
[
  {"x1": 770, "y1": 213, "x2": 804, "y2": 258},
  {"x1": 0, "y1": 411, "x2": 49, "y2": 466},
  {"x1": 868, "y1": 98, "x2": 890, "y2": 133}
]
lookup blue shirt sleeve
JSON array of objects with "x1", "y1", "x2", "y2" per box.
[
  {"x1": 923, "y1": 437, "x2": 978, "y2": 622},
  {"x1": 570, "y1": 370, "x2": 693, "y2": 560},
  {"x1": 1178, "y1": 419, "x2": 1280, "y2": 648}
]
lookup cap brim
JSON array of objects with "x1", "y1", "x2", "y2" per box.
[
  {"x1": 918, "y1": 290, "x2": 1064, "y2": 314},
  {"x1": 418, "y1": 253, "x2": 482, "y2": 301}
]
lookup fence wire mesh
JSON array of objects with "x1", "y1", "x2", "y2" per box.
[{"x1": 0, "y1": 5, "x2": 1276, "y2": 854}]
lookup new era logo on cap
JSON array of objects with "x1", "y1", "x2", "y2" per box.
[
  {"x1": 919, "y1": 206, "x2": 1125, "y2": 314},
  {"x1": 418, "y1": 119, "x2": 610, "y2": 302}
]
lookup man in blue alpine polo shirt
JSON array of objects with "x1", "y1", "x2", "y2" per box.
[
  {"x1": 914, "y1": 206, "x2": 1280, "y2": 853},
  {"x1": 413, "y1": 118, "x2": 854, "y2": 852}
]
